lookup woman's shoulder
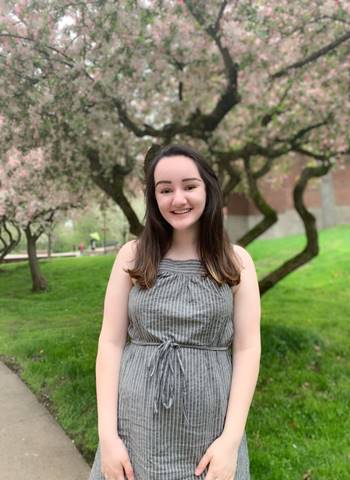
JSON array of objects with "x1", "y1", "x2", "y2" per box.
[
  {"x1": 231, "y1": 243, "x2": 254, "y2": 269},
  {"x1": 119, "y1": 238, "x2": 138, "y2": 256},
  {"x1": 230, "y1": 244, "x2": 256, "y2": 294},
  {"x1": 117, "y1": 240, "x2": 139, "y2": 286},
  {"x1": 118, "y1": 239, "x2": 138, "y2": 263}
]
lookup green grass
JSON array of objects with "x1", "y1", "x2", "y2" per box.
[
  {"x1": 0, "y1": 255, "x2": 111, "y2": 460},
  {"x1": 0, "y1": 225, "x2": 349, "y2": 479}
]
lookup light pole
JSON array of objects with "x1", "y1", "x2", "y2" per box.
[{"x1": 100, "y1": 197, "x2": 108, "y2": 255}]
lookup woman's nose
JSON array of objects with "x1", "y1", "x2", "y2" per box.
[{"x1": 172, "y1": 189, "x2": 187, "y2": 205}]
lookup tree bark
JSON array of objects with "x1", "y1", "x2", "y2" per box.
[
  {"x1": 259, "y1": 161, "x2": 332, "y2": 295},
  {"x1": 237, "y1": 156, "x2": 278, "y2": 246},
  {"x1": 25, "y1": 226, "x2": 48, "y2": 292},
  {"x1": 87, "y1": 148, "x2": 144, "y2": 236}
]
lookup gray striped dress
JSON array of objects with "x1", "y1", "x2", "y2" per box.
[{"x1": 89, "y1": 258, "x2": 250, "y2": 480}]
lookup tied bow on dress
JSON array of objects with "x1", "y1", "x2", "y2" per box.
[
  {"x1": 147, "y1": 338, "x2": 191, "y2": 425},
  {"x1": 129, "y1": 336, "x2": 230, "y2": 426}
]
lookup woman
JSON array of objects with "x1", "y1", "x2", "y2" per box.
[{"x1": 89, "y1": 144, "x2": 261, "y2": 480}]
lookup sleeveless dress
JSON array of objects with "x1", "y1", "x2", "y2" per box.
[{"x1": 89, "y1": 258, "x2": 250, "y2": 480}]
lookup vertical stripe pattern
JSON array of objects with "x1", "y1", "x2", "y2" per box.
[{"x1": 89, "y1": 258, "x2": 250, "y2": 480}]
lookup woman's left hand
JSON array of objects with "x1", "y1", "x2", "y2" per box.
[{"x1": 194, "y1": 435, "x2": 239, "y2": 480}]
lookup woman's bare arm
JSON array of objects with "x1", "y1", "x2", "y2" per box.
[
  {"x1": 95, "y1": 240, "x2": 137, "y2": 444},
  {"x1": 221, "y1": 244, "x2": 261, "y2": 446}
]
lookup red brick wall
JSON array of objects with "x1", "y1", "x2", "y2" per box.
[
  {"x1": 226, "y1": 156, "x2": 349, "y2": 215},
  {"x1": 332, "y1": 164, "x2": 350, "y2": 206}
]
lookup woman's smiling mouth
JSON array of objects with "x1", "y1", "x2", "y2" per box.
[{"x1": 171, "y1": 208, "x2": 193, "y2": 215}]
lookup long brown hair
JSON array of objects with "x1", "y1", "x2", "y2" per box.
[{"x1": 126, "y1": 144, "x2": 243, "y2": 289}]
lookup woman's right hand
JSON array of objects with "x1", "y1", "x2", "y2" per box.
[{"x1": 100, "y1": 434, "x2": 135, "y2": 480}]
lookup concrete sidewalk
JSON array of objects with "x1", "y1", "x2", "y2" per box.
[{"x1": 0, "y1": 362, "x2": 90, "y2": 480}]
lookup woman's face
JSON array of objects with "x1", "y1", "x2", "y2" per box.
[{"x1": 154, "y1": 155, "x2": 206, "y2": 231}]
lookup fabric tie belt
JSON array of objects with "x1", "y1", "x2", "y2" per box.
[{"x1": 130, "y1": 338, "x2": 230, "y2": 425}]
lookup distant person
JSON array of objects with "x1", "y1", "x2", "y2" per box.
[
  {"x1": 78, "y1": 242, "x2": 85, "y2": 256},
  {"x1": 90, "y1": 239, "x2": 97, "y2": 251},
  {"x1": 89, "y1": 144, "x2": 261, "y2": 480}
]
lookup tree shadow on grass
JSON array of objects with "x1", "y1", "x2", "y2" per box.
[
  {"x1": 260, "y1": 323, "x2": 323, "y2": 365},
  {"x1": 251, "y1": 325, "x2": 326, "y2": 478}
]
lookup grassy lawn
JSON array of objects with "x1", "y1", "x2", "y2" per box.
[{"x1": 0, "y1": 224, "x2": 349, "y2": 479}]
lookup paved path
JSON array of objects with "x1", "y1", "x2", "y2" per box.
[
  {"x1": 0, "y1": 362, "x2": 90, "y2": 480},
  {"x1": 4, "y1": 246, "x2": 118, "y2": 263}
]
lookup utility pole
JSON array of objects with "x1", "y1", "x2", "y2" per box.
[{"x1": 100, "y1": 196, "x2": 108, "y2": 255}]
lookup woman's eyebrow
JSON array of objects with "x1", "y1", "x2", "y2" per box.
[{"x1": 155, "y1": 177, "x2": 202, "y2": 187}]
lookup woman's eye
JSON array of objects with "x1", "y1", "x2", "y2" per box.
[{"x1": 159, "y1": 185, "x2": 196, "y2": 194}]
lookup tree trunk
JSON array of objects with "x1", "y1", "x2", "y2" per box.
[
  {"x1": 259, "y1": 161, "x2": 332, "y2": 295},
  {"x1": 25, "y1": 226, "x2": 48, "y2": 292},
  {"x1": 237, "y1": 156, "x2": 278, "y2": 246},
  {"x1": 47, "y1": 231, "x2": 52, "y2": 258},
  {"x1": 87, "y1": 148, "x2": 144, "y2": 237}
]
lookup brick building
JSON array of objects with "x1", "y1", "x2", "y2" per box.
[{"x1": 225, "y1": 156, "x2": 350, "y2": 241}]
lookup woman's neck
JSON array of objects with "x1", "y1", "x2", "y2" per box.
[{"x1": 167, "y1": 228, "x2": 199, "y2": 259}]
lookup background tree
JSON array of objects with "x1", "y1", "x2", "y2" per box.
[
  {"x1": 0, "y1": 0, "x2": 349, "y2": 292},
  {"x1": 0, "y1": 146, "x2": 85, "y2": 291}
]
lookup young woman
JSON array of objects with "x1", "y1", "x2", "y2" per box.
[{"x1": 89, "y1": 144, "x2": 261, "y2": 480}]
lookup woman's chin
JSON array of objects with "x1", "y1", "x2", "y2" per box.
[{"x1": 167, "y1": 218, "x2": 200, "y2": 230}]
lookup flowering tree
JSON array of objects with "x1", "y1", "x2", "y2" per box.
[
  {"x1": 0, "y1": 146, "x2": 85, "y2": 291},
  {"x1": 0, "y1": 0, "x2": 349, "y2": 292}
]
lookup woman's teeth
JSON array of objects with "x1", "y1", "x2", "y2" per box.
[{"x1": 172, "y1": 209, "x2": 192, "y2": 215}]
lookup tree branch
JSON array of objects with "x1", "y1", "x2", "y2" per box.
[
  {"x1": 184, "y1": 0, "x2": 241, "y2": 127},
  {"x1": 86, "y1": 147, "x2": 143, "y2": 235},
  {"x1": 0, "y1": 217, "x2": 21, "y2": 263},
  {"x1": 259, "y1": 160, "x2": 332, "y2": 294},
  {"x1": 272, "y1": 29, "x2": 350, "y2": 79},
  {"x1": 236, "y1": 156, "x2": 278, "y2": 246}
]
